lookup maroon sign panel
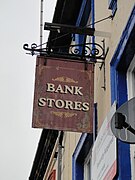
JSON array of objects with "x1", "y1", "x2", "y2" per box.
[{"x1": 32, "y1": 57, "x2": 94, "y2": 133}]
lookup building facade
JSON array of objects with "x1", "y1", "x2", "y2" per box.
[{"x1": 28, "y1": 0, "x2": 135, "y2": 180}]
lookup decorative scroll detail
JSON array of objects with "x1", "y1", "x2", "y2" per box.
[
  {"x1": 70, "y1": 42, "x2": 104, "y2": 58},
  {"x1": 23, "y1": 40, "x2": 107, "y2": 62},
  {"x1": 23, "y1": 43, "x2": 48, "y2": 56},
  {"x1": 52, "y1": 76, "x2": 78, "y2": 84},
  {"x1": 51, "y1": 111, "x2": 77, "y2": 118}
]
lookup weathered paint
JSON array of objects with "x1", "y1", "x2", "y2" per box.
[{"x1": 32, "y1": 57, "x2": 94, "y2": 133}]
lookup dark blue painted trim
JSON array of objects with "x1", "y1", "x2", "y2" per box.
[
  {"x1": 75, "y1": 0, "x2": 94, "y2": 37},
  {"x1": 110, "y1": 65, "x2": 117, "y2": 103},
  {"x1": 76, "y1": 0, "x2": 87, "y2": 26},
  {"x1": 91, "y1": 0, "x2": 95, "y2": 28},
  {"x1": 72, "y1": 133, "x2": 93, "y2": 180},
  {"x1": 72, "y1": 133, "x2": 87, "y2": 180},
  {"x1": 72, "y1": 1, "x2": 95, "y2": 179},
  {"x1": 110, "y1": 5, "x2": 135, "y2": 180},
  {"x1": 108, "y1": 0, "x2": 117, "y2": 17},
  {"x1": 110, "y1": 5, "x2": 135, "y2": 69},
  {"x1": 110, "y1": 5, "x2": 135, "y2": 104},
  {"x1": 75, "y1": 0, "x2": 95, "y2": 58},
  {"x1": 117, "y1": 71, "x2": 128, "y2": 107},
  {"x1": 75, "y1": 162, "x2": 83, "y2": 180}
]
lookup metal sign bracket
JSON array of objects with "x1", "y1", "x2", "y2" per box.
[{"x1": 23, "y1": 23, "x2": 109, "y2": 64}]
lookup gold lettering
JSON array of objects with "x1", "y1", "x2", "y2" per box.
[
  {"x1": 82, "y1": 102, "x2": 90, "y2": 111},
  {"x1": 64, "y1": 85, "x2": 74, "y2": 95},
  {"x1": 46, "y1": 83, "x2": 55, "y2": 92},
  {"x1": 46, "y1": 83, "x2": 83, "y2": 96},
  {"x1": 74, "y1": 86, "x2": 83, "y2": 96},
  {"x1": 55, "y1": 84, "x2": 64, "y2": 93},
  {"x1": 55, "y1": 99, "x2": 65, "y2": 109},
  {"x1": 38, "y1": 98, "x2": 46, "y2": 107},
  {"x1": 38, "y1": 97, "x2": 90, "y2": 112},
  {"x1": 65, "y1": 100, "x2": 74, "y2": 110},
  {"x1": 74, "y1": 101, "x2": 82, "y2": 111},
  {"x1": 47, "y1": 98, "x2": 55, "y2": 107}
]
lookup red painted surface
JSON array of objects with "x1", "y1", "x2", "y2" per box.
[
  {"x1": 32, "y1": 56, "x2": 94, "y2": 133},
  {"x1": 47, "y1": 170, "x2": 56, "y2": 180}
]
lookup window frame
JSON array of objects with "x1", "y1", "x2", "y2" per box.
[
  {"x1": 127, "y1": 55, "x2": 135, "y2": 99},
  {"x1": 127, "y1": 55, "x2": 135, "y2": 180},
  {"x1": 84, "y1": 149, "x2": 92, "y2": 180},
  {"x1": 108, "y1": 0, "x2": 117, "y2": 17},
  {"x1": 110, "y1": 6, "x2": 135, "y2": 180}
]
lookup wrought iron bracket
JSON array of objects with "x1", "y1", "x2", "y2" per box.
[
  {"x1": 23, "y1": 39, "x2": 108, "y2": 64},
  {"x1": 100, "y1": 61, "x2": 106, "y2": 91}
]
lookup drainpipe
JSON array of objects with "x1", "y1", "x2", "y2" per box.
[{"x1": 57, "y1": 131, "x2": 64, "y2": 180}]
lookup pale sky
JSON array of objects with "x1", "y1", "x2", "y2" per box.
[{"x1": 0, "y1": 1, "x2": 56, "y2": 179}]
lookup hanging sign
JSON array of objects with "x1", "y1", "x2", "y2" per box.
[{"x1": 32, "y1": 57, "x2": 94, "y2": 132}]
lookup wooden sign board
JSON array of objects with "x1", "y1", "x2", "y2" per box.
[{"x1": 32, "y1": 57, "x2": 94, "y2": 133}]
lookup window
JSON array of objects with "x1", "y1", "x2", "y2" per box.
[
  {"x1": 84, "y1": 150, "x2": 92, "y2": 180},
  {"x1": 72, "y1": 134, "x2": 93, "y2": 180},
  {"x1": 127, "y1": 55, "x2": 135, "y2": 180},
  {"x1": 110, "y1": 6, "x2": 135, "y2": 179},
  {"x1": 108, "y1": 0, "x2": 117, "y2": 17},
  {"x1": 127, "y1": 55, "x2": 135, "y2": 99}
]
